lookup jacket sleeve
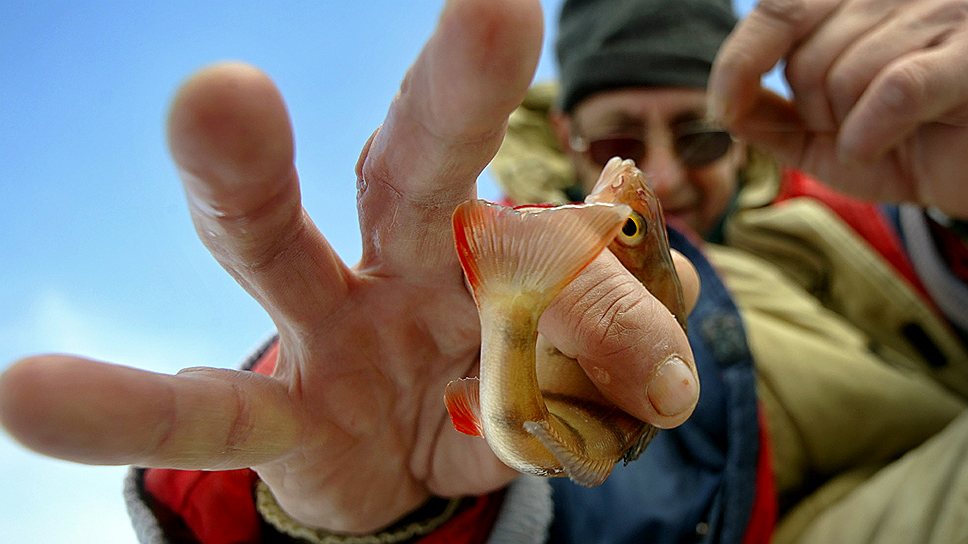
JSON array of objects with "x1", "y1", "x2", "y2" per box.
[{"x1": 123, "y1": 336, "x2": 546, "y2": 543}]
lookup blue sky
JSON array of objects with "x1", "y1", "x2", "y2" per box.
[{"x1": 1, "y1": 1, "x2": 772, "y2": 541}]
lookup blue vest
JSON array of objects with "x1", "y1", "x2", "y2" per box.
[{"x1": 548, "y1": 230, "x2": 760, "y2": 544}]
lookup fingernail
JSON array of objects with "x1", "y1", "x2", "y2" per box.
[{"x1": 647, "y1": 356, "x2": 698, "y2": 417}]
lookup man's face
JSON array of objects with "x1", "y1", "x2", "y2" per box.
[{"x1": 559, "y1": 87, "x2": 745, "y2": 237}]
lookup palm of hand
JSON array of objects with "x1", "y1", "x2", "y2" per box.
[
  {"x1": 0, "y1": 0, "x2": 700, "y2": 535},
  {"x1": 256, "y1": 276, "x2": 513, "y2": 531},
  {"x1": 0, "y1": 0, "x2": 544, "y2": 535}
]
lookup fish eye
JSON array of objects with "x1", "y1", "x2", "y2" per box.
[
  {"x1": 618, "y1": 212, "x2": 648, "y2": 245},
  {"x1": 622, "y1": 218, "x2": 638, "y2": 236}
]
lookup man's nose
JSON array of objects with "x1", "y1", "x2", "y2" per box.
[{"x1": 640, "y1": 141, "x2": 684, "y2": 199}]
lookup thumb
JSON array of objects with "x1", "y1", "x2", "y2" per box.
[
  {"x1": 540, "y1": 251, "x2": 699, "y2": 429},
  {"x1": 0, "y1": 355, "x2": 300, "y2": 469}
]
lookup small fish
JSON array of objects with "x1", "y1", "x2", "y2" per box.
[
  {"x1": 579, "y1": 157, "x2": 687, "y2": 464},
  {"x1": 587, "y1": 157, "x2": 687, "y2": 332},
  {"x1": 445, "y1": 157, "x2": 686, "y2": 486}
]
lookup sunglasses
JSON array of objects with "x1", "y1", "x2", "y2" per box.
[{"x1": 570, "y1": 119, "x2": 734, "y2": 168}]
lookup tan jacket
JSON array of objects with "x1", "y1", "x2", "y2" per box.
[{"x1": 491, "y1": 83, "x2": 968, "y2": 542}]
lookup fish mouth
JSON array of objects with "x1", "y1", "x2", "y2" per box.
[{"x1": 586, "y1": 157, "x2": 638, "y2": 204}]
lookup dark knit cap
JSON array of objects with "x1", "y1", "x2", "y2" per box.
[{"x1": 555, "y1": 0, "x2": 738, "y2": 112}]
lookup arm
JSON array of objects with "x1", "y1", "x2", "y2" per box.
[{"x1": 0, "y1": 1, "x2": 699, "y2": 541}]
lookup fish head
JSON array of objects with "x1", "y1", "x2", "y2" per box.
[
  {"x1": 584, "y1": 157, "x2": 666, "y2": 272},
  {"x1": 584, "y1": 157, "x2": 687, "y2": 326}
]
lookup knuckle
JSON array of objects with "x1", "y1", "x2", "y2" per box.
[
  {"x1": 192, "y1": 179, "x2": 305, "y2": 274},
  {"x1": 930, "y1": 0, "x2": 968, "y2": 25},
  {"x1": 713, "y1": 43, "x2": 755, "y2": 77},
  {"x1": 224, "y1": 379, "x2": 256, "y2": 450},
  {"x1": 756, "y1": 0, "x2": 811, "y2": 28},
  {"x1": 826, "y1": 63, "x2": 864, "y2": 108},
  {"x1": 578, "y1": 279, "x2": 658, "y2": 360},
  {"x1": 226, "y1": 209, "x2": 305, "y2": 275},
  {"x1": 784, "y1": 50, "x2": 818, "y2": 92},
  {"x1": 876, "y1": 61, "x2": 929, "y2": 116}
]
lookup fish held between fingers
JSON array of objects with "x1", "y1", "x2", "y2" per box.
[{"x1": 445, "y1": 158, "x2": 687, "y2": 486}]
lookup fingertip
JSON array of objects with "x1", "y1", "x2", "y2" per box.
[
  {"x1": 1, "y1": 355, "x2": 77, "y2": 426},
  {"x1": 671, "y1": 250, "x2": 700, "y2": 315},
  {"x1": 167, "y1": 62, "x2": 295, "y2": 197},
  {"x1": 708, "y1": 0, "x2": 835, "y2": 127},
  {"x1": 707, "y1": 33, "x2": 767, "y2": 126},
  {"x1": 547, "y1": 251, "x2": 699, "y2": 429},
  {"x1": 357, "y1": 0, "x2": 545, "y2": 273},
  {"x1": 0, "y1": 355, "x2": 148, "y2": 463},
  {"x1": 439, "y1": 0, "x2": 544, "y2": 80},
  {"x1": 0, "y1": 356, "x2": 44, "y2": 440},
  {"x1": 165, "y1": 61, "x2": 318, "y2": 286},
  {"x1": 707, "y1": 50, "x2": 747, "y2": 126},
  {"x1": 645, "y1": 355, "x2": 700, "y2": 428},
  {"x1": 415, "y1": 0, "x2": 543, "y2": 136}
]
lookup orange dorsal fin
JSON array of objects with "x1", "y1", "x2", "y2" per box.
[
  {"x1": 444, "y1": 378, "x2": 484, "y2": 437},
  {"x1": 452, "y1": 200, "x2": 631, "y2": 300}
]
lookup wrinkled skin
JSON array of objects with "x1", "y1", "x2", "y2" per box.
[
  {"x1": 4, "y1": 0, "x2": 968, "y2": 536},
  {"x1": 710, "y1": 0, "x2": 968, "y2": 218},
  {"x1": 0, "y1": 0, "x2": 700, "y2": 534}
]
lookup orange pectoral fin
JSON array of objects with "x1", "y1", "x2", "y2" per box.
[{"x1": 444, "y1": 378, "x2": 485, "y2": 437}]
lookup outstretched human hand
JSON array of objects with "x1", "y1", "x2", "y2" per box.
[
  {"x1": 0, "y1": 0, "x2": 698, "y2": 535},
  {"x1": 710, "y1": 0, "x2": 968, "y2": 217}
]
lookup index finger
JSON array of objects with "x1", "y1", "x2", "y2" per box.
[
  {"x1": 709, "y1": 0, "x2": 840, "y2": 124},
  {"x1": 356, "y1": 0, "x2": 543, "y2": 276}
]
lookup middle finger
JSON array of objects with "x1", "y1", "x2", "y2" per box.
[
  {"x1": 355, "y1": 0, "x2": 543, "y2": 278},
  {"x1": 823, "y1": 0, "x2": 962, "y2": 123},
  {"x1": 783, "y1": 0, "x2": 903, "y2": 130}
]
